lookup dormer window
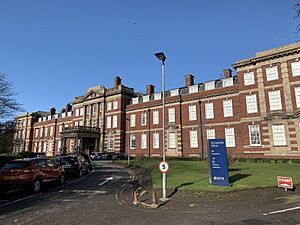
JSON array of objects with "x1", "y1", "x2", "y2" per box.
[
  {"x1": 38, "y1": 118, "x2": 42, "y2": 122},
  {"x1": 153, "y1": 93, "x2": 161, "y2": 100},
  {"x1": 170, "y1": 89, "x2": 179, "y2": 97},
  {"x1": 205, "y1": 81, "x2": 215, "y2": 90},
  {"x1": 189, "y1": 85, "x2": 198, "y2": 94},
  {"x1": 143, "y1": 95, "x2": 149, "y2": 103},
  {"x1": 222, "y1": 77, "x2": 233, "y2": 87},
  {"x1": 132, "y1": 97, "x2": 139, "y2": 104}
]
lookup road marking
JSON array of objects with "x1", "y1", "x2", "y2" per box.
[
  {"x1": 98, "y1": 177, "x2": 113, "y2": 186},
  {"x1": 59, "y1": 190, "x2": 107, "y2": 194},
  {"x1": 263, "y1": 206, "x2": 300, "y2": 215},
  {"x1": 0, "y1": 193, "x2": 42, "y2": 209}
]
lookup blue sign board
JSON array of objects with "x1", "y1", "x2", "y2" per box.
[{"x1": 208, "y1": 139, "x2": 230, "y2": 186}]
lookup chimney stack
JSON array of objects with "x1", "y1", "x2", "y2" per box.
[
  {"x1": 61, "y1": 108, "x2": 66, "y2": 113},
  {"x1": 65, "y1": 103, "x2": 72, "y2": 112},
  {"x1": 114, "y1": 76, "x2": 122, "y2": 89},
  {"x1": 185, "y1": 74, "x2": 195, "y2": 86},
  {"x1": 146, "y1": 84, "x2": 155, "y2": 95},
  {"x1": 50, "y1": 107, "x2": 56, "y2": 115},
  {"x1": 223, "y1": 69, "x2": 232, "y2": 78}
]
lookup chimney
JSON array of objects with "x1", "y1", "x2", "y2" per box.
[
  {"x1": 184, "y1": 74, "x2": 194, "y2": 86},
  {"x1": 61, "y1": 108, "x2": 66, "y2": 113},
  {"x1": 114, "y1": 76, "x2": 122, "y2": 89},
  {"x1": 146, "y1": 84, "x2": 155, "y2": 95},
  {"x1": 65, "y1": 103, "x2": 72, "y2": 112},
  {"x1": 50, "y1": 107, "x2": 56, "y2": 115},
  {"x1": 223, "y1": 69, "x2": 232, "y2": 78}
]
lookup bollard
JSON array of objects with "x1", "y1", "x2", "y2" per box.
[
  {"x1": 132, "y1": 190, "x2": 140, "y2": 205},
  {"x1": 150, "y1": 191, "x2": 159, "y2": 208}
]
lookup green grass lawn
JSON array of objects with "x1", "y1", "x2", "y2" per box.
[{"x1": 127, "y1": 158, "x2": 300, "y2": 191}]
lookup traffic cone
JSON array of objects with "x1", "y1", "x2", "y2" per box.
[
  {"x1": 132, "y1": 190, "x2": 139, "y2": 205},
  {"x1": 150, "y1": 191, "x2": 159, "y2": 208}
]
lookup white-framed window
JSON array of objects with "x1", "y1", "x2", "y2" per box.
[
  {"x1": 141, "y1": 134, "x2": 147, "y2": 149},
  {"x1": 189, "y1": 130, "x2": 198, "y2": 148},
  {"x1": 44, "y1": 127, "x2": 48, "y2": 137},
  {"x1": 153, "y1": 133, "x2": 159, "y2": 149},
  {"x1": 205, "y1": 102, "x2": 214, "y2": 119},
  {"x1": 107, "y1": 116, "x2": 111, "y2": 129},
  {"x1": 112, "y1": 115, "x2": 118, "y2": 128},
  {"x1": 244, "y1": 71, "x2": 255, "y2": 86},
  {"x1": 206, "y1": 128, "x2": 215, "y2": 140},
  {"x1": 59, "y1": 125, "x2": 63, "y2": 132},
  {"x1": 108, "y1": 136, "x2": 114, "y2": 149},
  {"x1": 92, "y1": 104, "x2": 97, "y2": 114},
  {"x1": 79, "y1": 121, "x2": 84, "y2": 126},
  {"x1": 223, "y1": 99, "x2": 233, "y2": 117},
  {"x1": 291, "y1": 61, "x2": 300, "y2": 77},
  {"x1": 75, "y1": 121, "x2": 79, "y2": 126},
  {"x1": 168, "y1": 108, "x2": 175, "y2": 123},
  {"x1": 225, "y1": 127, "x2": 235, "y2": 147},
  {"x1": 86, "y1": 106, "x2": 90, "y2": 114},
  {"x1": 43, "y1": 142, "x2": 47, "y2": 152},
  {"x1": 38, "y1": 142, "x2": 42, "y2": 153},
  {"x1": 268, "y1": 90, "x2": 282, "y2": 111},
  {"x1": 222, "y1": 77, "x2": 233, "y2": 87},
  {"x1": 50, "y1": 127, "x2": 53, "y2": 136},
  {"x1": 295, "y1": 86, "x2": 300, "y2": 108},
  {"x1": 189, "y1": 85, "x2": 198, "y2": 94},
  {"x1": 40, "y1": 128, "x2": 43, "y2": 137},
  {"x1": 170, "y1": 89, "x2": 179, "y2": 97},
  {"x1": 143, "y1": 95, "x2": 149, "y2": 103},
  {"x1": 113, "y1": 100, "x2": 118, "y2": 110},
  {"x1": 130, "y1": 134, "x2": 136, "y2": 149},
  {"x1": 80, "y1": 107, "x2": 84, "y2": 116},
  {"x1": 61, "y1": 113, "x2": 66, "y2": 118},
  {"x1": 246, "y1": 94, "x2": 258, "y2": 113},
  {"x1": 189, "y1": 105, "x2": 197, "y2": 121},
  {"x1": 272, "y1": 125, "x2": 286, "y2": 146},
  {"x1": 57, "y1": 140, "x2": 61, "y2": 151},
  {"x1": 141, "y1": 112, "x2": 147, "y2": 126},
  {"x1": 154, "y1": 93, "x2": 161, "y2": 100},
  {"x1": 38, "y1": 118, "x2": 42, "y2": 122},
  {"x1": 99, "y1": 103, "x2": 103, "y2": 112},
  {"x1": 75, "y1": 108, "x2": 80, "y2": 116},
  {"x1": 130, "y1": 114, "x2": 136, "y2": 127},
  {"x1": 153, "y1": 111, "x2": 159, "y2": 125},
  {"x1": 266, "y1": 66, "x2": 279, "y2": 81},
  {"x1": 132, "y1": 97, "x2": 139, "y2": 104},
  {"x1": 169, "y1": 132, "x2": 176, "y2": 149},
  {"x1": 35, "y1": 129, "x2": 39, "y2": 138},
  {"x1": 205, "y1": 81, "x2": 215, "y2": 90},
  {"x1": 107, "y1": 102, "x2": 112, "y2": 111},
  {"x1": 249, "y1": 125, "x2": 261, "y2": 146}
]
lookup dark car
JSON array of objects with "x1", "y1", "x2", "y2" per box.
[
  {"x1": 111, "y1": 153, "x2": 129, "y2": 160},
  {"x1": 0, "y1": 158, "x2": 65, "y2": 194},
  {"x1": 56, "y1": 155, "x2": 90, "y2": 177}
]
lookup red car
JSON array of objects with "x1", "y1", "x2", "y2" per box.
[{"x1": 0, "y1": 158, "x2": 65, "y2": 194}]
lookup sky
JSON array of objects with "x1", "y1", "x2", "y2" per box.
[{"x1": 0, "y1": 0, "x2": 299, "y2": 116}]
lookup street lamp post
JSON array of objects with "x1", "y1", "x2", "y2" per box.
[{"x1": 154, "y1": 52, "x2": 167, "y2": 200}]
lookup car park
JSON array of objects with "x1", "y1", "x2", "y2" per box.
[
  {"x1": 56, "y1": 154, "x2": 91, "y2": 177},
  {"x1": 0, "y1": 158, "x2": 65, "y2": 194}
]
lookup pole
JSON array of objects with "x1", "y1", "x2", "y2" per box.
[{"x1": 162, "y1": 59, "x2": 167, "y2": 200}]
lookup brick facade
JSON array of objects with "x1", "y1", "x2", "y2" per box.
[{"x1": 13, "y1": 42, "x2": 300, "y2": 158}]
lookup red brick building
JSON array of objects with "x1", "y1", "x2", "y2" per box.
[{"x1": 13, "y1": 42, "x2": 300, "y2": 158}]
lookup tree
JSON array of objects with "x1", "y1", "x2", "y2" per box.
[
  {"x1": 0, "y1": 72, "x2": 22, "y2": 120},
  {"x1": 0, "y1": 120, "x2": 15, "y2": 154}
]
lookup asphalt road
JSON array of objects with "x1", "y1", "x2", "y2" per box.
[{"x1": 0, "y1": 161, "x2": 300, "y2": 225}]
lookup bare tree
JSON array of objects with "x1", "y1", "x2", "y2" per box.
[
  {"x1": 0, "y1": 120, "x2": 15, "y2": 154},
  {"x1": 0, "y1": 72, "x2": 22, "y2": 120},
  {"x1": 295, "y1": 2, "x2": 300, "y2": 31}
]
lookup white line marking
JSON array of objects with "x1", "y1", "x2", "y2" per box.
[
  {"x1": 0, "y1": 193, "x2": 42, "y2": 209},
  {"x1": 263, "y1": 206, "x2": 300, "y2": 215},
  {"x1": 98, "y1": 177, "x2": 113, "y2": 186}
]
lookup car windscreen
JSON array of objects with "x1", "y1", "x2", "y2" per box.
[
  {"x1": 2, "y1": 161, "x2": 31, "y2": 169},
  {"x1": 59, "y1": 157, "x2": 77, "y2": 164}
]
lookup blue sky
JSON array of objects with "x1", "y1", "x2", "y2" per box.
[{"x1": 0, "y1": 0, "x2": 299, "y2": 115}]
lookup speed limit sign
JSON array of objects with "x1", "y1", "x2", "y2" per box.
[{"x1": 159, "y1": 161, "x2": 170, "y2": 173}]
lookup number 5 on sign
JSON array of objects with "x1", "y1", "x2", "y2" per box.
[{"x1": 159, "y1": 161, "x2": 170, "y2": 173}]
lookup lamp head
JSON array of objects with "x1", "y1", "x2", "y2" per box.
[{"x1": 154, "y1": 52, "x2": 166, "y2": 61}]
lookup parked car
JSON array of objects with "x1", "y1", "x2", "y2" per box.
[
  {"x1": 0, "y1": 158, "x2": 65, "y2": 194},
  {"x1": 111, "y1": 153, "x2": 129, "y2": 160},
  {"x1": 56, "y1": 154, "x2": 91, "y2": 177}
]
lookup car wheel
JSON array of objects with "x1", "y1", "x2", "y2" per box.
[
  {"x1": 32, "y1": 179, "x2": 42, "y2": 193},
  {"x1": 77, "y1": 169, "x2": 83, "y2": 178},
  {"x1": 58, "y1": 174, "x2": 65, "y2": 185}
]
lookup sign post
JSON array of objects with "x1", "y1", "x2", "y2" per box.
[
  {"x1": 277, "y1": 176, "x2": 293, "y2": 191},
  {"x1": 159, "y1": 161, "x2": 170, "y2": 174},
  {"x1": 208, "y1": 139, "x2": 230, "y2": 186}
]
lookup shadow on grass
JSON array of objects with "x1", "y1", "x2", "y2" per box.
[
  {"x1": 167, "y1": 177, "x2": 209, "y2": 198},
  {"x1": 229, "y1": 174, "x2": 251, "y2": 183}
]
